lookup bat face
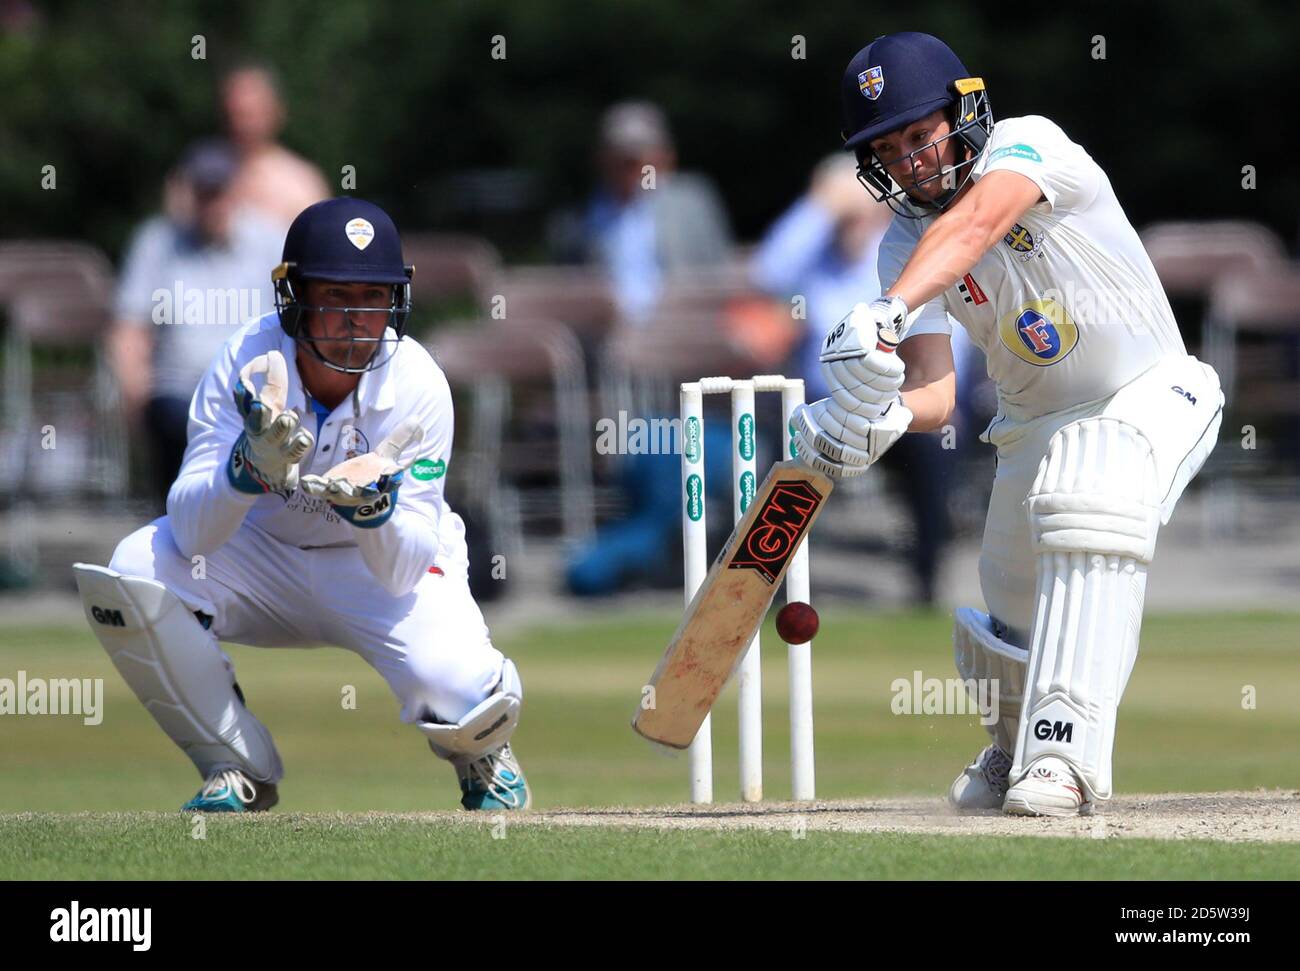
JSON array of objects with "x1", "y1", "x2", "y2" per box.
[
  {"x1": 728, "y1": 479, "x2": 824, "y2": 584},
  {"x1": 632, "y1": 460, "x2": 831, "y2": 749}
]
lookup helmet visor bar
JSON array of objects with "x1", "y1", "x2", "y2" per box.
[
  {"x1": 855, "y1": 124, "x2": 979, "y2": 214},
  {"x1": 272, "y1": 266, "x2": 413, "y2": 374},
  {"x1": 852, "y1": 87, "x2": 992, "y2": 218}
]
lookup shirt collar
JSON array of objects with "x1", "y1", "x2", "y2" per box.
[
  {"x1": 277, "y1": 326, "x2": 399, "y2": 416},
  {"x1": 354, "y1": 334, "x2": 398, "y2": 411}
]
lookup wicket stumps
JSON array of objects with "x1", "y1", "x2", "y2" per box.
[{"x1": 679, "y1": 375, "x2": 815, "y2": 804}]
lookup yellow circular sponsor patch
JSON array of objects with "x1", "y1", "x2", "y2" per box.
[{"x1": 997, "y1": 298, "x2": 1079, "y2": 366}]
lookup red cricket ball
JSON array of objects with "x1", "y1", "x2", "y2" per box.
[{"x1": 775, "y1": 601, "x2": 819, "y2": 644}]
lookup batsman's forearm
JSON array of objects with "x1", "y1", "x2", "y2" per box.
[
  {"x1": 887, "y1": 212, "x2": 992, "y2": 310},
  {"x1": 901, "y1": 384, "x2": 955, "y2": 433}
]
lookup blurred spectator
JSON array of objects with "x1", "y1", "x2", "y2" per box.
[
  {"x1": 108, "y1": 139, "x2": 283, "y2": 507},
  {"x1": 551, "y1": 101, "x2": 734, "y2": 321},
  {"x1": 751, "y1": 155, "x2": 893, "y2": 398},
  {"x1": 566, "y1": 420, "x2": 735, "y2": 597},
  {"x1": 751, "y1": 154, "x2": 961, "y2": 605},
  {"x1": 221, "y1": 63, "x2": 330, "y2": 228}
]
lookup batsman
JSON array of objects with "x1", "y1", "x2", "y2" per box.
[
  {"x1": 75, "y1": 198, "x2": 530, "y2": 812},
  {"x1": 792, "y1": 32, "x2": 1223, "y2": 815}
]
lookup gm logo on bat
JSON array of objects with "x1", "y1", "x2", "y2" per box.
[{"x1": 729, "y1": 479, "x2": 825, "y2": 584}]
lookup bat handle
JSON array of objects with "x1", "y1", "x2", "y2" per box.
[
  {"x1": 875, "y1": 320, "x2": 909, "y2": 353},
  {"x1": 874, "y1": 297, "x2": 911, "y2": 353}
]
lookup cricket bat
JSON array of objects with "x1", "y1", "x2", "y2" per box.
[{"x1": 632, "y1": 459, "x2": 833, "y2": 748}]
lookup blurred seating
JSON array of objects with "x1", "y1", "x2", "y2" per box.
[
  {"x1": 1208, "y1": 268, "x2": 1300, "y2": 417},
  {"x1": 0, "y1": 241, "x2": 126, "y2": 500},
  {"x1": 1141, "y1": 221, "x2": 1286, "y2": 297},
  {"x1": 1141, "y1": 220, "x2": 1287, "y2": 355},
  {"x1": 1201, "y1": 266, "x2": 1300, "y2": 530},
  {"x1": 403, "y1": 232, "x2": 501, "y2": 307},
  {"x1": 598, "y1": 264, "x2": 781, "y2": 413},
  {"x1": 653, "y1": 260, "x2": 758, "y2": 313},
  {"x1": 428, "y1": 318, "x2": 594, "y2": 552},
  {"x1": 599, "y1": 307, "x2": 767, "y2": 422},
  {"x1": 484, "y1": 265, "x2": 618, "y2": 346},
  {"x1": 0, "y1": 241, "x2": 124, "y2": 585}
]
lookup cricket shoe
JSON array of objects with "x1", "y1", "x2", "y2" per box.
[
  {"x1": 1002, "y1": 756, "x2": 1093, "y2": 817},
  {"x1": 948, "y1": 744, "x2": 1012, "y2": 812},
  {"x1": 181, "y1": 768, "x2": 279, "y2": 813},
  {"x1": 455, "y1": 743, "x2": 532, "y2": 811}
]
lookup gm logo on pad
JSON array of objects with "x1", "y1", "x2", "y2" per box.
[{"x1": 997, "y1": 299, "x2": 1078, "y2": 366}]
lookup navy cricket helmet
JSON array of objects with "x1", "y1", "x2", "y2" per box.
[
  {"x1": 272, "y1": 197, "x2": 414, "y2": 374},
  {"x1": 840, "y1": 32, "x2": 993, "y2": 216}
]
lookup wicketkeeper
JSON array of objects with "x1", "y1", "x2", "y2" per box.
[
  {"x1": 75, "y1": 198, "x2": 530, "y2": 812},
  {"x1": 792, "y1": 32, "x2": 1223, "y2": 815}
]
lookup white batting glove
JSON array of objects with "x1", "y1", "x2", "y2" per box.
[
  {"x1": 791, "y1": 396, "x2": 913, "y2": 478},
  {"x1": 820, "y1": 297, "x2": 908, "y2": 418}
]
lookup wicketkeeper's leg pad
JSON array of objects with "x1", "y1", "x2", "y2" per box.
[
  {"x1": 953, "y1": 607, "x2": 1027, "y2": 754},
  {"x1": 1012, "y1": 417, "x2": 1159, "y2": 802},
  {"x1": 419, "y1": 658, "x2": 523, "y2": 762},
  {"x1": 73, "y1": 563, "x2": 283, "y2": 783}
]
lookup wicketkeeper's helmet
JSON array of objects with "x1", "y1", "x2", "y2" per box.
[{"x1": 273, "y1": 197, "x2": 414, "y2": 374}]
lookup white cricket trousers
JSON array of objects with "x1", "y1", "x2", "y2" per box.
[
  {"x1": 977, "y1": 354, "x2": 1223, "y2": 641},
  {"x1": 109, "y1": 516, "x2": 505, "y2": 726}
]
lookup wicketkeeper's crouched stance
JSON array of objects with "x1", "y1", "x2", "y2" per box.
[
  {"x1": 793, "y1": 33, "x2": 1223, "y2": 816},
  {"x1": 75, "y1": 198, "x2": 530, "y2": 812}
]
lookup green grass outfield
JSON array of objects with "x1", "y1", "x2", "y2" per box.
[
  {"x1": 2, "y1": 609, "x2": 1297, "y2": 878},
  {"x1": 6, "y1": 813, "x2": 1300, "y2": 880}
]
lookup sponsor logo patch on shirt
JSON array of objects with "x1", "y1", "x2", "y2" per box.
[
  {"x1": 998, "y1": 299, "x2": 1079, "y2": 366},
  {"x1": 988, "y1": 143, "x2": 1042, "y2": 164},
  {"x1": 411, "y1": 458, "x2": 446, "y2": 480},
  {"x1": 1003, "y1": 222, "x2": 1046, "y2": 261},
  {"x1": 340, "y1": 426, "x2": 370, "y2": 460},
  {"x1": 957, "y1": 272, "x2": 988, "y2": 305}
]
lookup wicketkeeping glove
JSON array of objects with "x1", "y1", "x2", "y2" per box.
[
  {"x1": 227, "y1": 351, "x2": 315, "y2": 495},
  {"x1": 299, "y1": 418, "x2": 424, "y2": 528},
  {"x1": 820, "y1": 297, "x2": 908, "y2": 419},
  {"x1": 791, "y1": 395, "x2": 913, "y2": 479}
]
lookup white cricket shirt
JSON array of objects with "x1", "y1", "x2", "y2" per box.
[
  {"x1": 166, "y1": 313, "x2": 467, "y2": 597},
  {"x1": 879, "y1": 114, "x2": 1187, "y2": 424}
]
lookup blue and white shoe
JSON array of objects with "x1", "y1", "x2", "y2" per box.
[
  {"x1": 181, "y1": 769, "x2": 279, "y2": 813},
  {"x1": 455, "y1": 743, "x2": 531, "y2": 811},
  {"x1": 948, "y1": 744, "x2": 1012, "y2": 812}
]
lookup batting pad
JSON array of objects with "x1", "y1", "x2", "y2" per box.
[
  {"x1": 953, "y1": 607, "x2": 1027, "y2": 754},
  {"x1": 1013, "y1": 418, "x2": 1159, "y2": 801},
  {"x1": 73, "y1": 563, "x2": 283, "y2": 783},
  {"x1": 420, "y1": 658, "x2": 522, "y2": 762}
]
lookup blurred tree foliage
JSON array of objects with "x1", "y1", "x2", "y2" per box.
[{"x1": 1, "y1": 0, "x2": 1295, "y2": 263}]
